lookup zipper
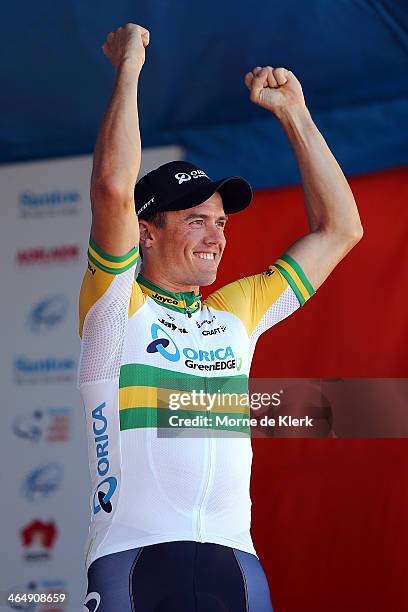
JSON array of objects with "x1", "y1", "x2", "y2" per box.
[
  {"x1": 195, "y1": 326, "x2": 215, "y2": 542},
  {"x1": 184, "y1": 298, "x2": 214, "y2": 541},
  {"x1": 196, "y1": 431, "x2": 214, "y2": 542},
  {"x1": 184, "y1": 297, "x2": 192, "y2": 318}
]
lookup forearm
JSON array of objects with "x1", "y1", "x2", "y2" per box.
[
  {"x1": 277, "y1": 105, "x2": 363, "y2": 238},
  {"x1": 91, "y1": 58, "x2": 142, "y2": 198}
]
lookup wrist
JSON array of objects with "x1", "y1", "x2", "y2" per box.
[
  {"x1": 117, "y1": 56, "x2": 143, "y2": 75},
  {"x1": 274, "y1": 103, "x2": 313, "y2": 129}
]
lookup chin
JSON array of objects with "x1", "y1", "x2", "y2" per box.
[{"x1": 196, "y1": 271, "x2": 217, "y2": 286}]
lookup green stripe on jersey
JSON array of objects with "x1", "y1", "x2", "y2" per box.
[
  {"x1": 274, "y1": 262, "x2": 306, "y2": 306},
  {"x1": 89, "y1": 238, "x2": 139, "y2": 262},
  {"x1": 87, "y1": 250, "x2": 139, "y2": 275},
  {"x1": 119, "y1": 363, "x2": 249, "y2": 394},
  {"x1": 280, "y1": 253, "x2": 314, "y2": 297}
]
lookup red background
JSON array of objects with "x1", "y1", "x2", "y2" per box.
[{"x1": 202, "y1": 167, "x2": 408, "y2": 612}]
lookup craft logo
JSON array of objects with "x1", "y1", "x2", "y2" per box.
[
  {"x1": 174, "y1": 169, "x2": 208, "y2": 184},
  {"x1": 22, "y1": 463, "x2": 63, "y2": 502},
  {"x1": 88, "y1": 261, "x2": 96, "y2": 275},
  {"x1": 202, "y1": 325, "x2": 226, "y2": 336},
  {"x1": 26, "y1": 295, "x2": 69, "y2": 334},
  {"x1": 264, "y1": 267, "x2": 275, "y2": 277},
  {"x1": 16, "y1": 244, "x2": 80, "y2": 266},
  {"x1": 92, "y1": 401, "x2": 118, "y2": 514},
  {"x1": 146, "y1": 323, "x2": 242, "y2": 371},
  {"x1": 18, "y1": 189, "x2": 80, "y2": 218},
  {"x1": 20, "y1": 520, "x2": 58, "y2": 562},
  {"x1": 13, "y1": 355, "x2": 76, "y2": 384},
  {"x1": 13, "y1": 407, "x2": 71, "y2": 443}
]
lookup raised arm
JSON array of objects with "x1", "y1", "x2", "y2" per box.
[
  {"x1": 90, "y1": 23, "x2": 150, "y2": 256},
  {"x1": 244, "y1": 66, "x2": 363, "y2": 291}
]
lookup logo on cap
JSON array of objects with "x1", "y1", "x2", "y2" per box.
[
  {"x1": 175, "y1": 170, "x2": 208, "y2": 185},
  {"x1": 137, "y1": 197, "x2": 154, "y2": 215}
]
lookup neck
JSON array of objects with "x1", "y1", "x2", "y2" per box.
[{"x1": 139, "y1": 264, "x2": 200, "y2": 295}]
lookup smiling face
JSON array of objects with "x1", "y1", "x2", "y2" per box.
[{"x1": 139, "y1": 191, "x2": 228, "y2": 291}]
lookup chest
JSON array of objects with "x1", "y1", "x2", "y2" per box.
[{"x1": 122, "y1": 299, "x2": 249, "y2": 377}]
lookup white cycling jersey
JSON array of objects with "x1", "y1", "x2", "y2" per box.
[{"x1": 77, "y1": 238, "x2": 314, "y2": 568}]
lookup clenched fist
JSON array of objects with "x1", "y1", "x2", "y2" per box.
[
  {"x1": 102, "y1": 23, "x2": 150, "y2": 70},
  {"x1": 244, "y1": 66, "x2": 305, "y2": 117}
]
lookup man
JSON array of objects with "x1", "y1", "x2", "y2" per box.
[{"x1": 79, "y1": 23, "x2": 363, "y2": 612}]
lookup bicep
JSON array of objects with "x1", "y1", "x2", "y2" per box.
[{"x1": 285, "y1": 230, "x2": 357, "y2": 292}]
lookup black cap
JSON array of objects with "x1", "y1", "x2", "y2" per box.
[{"x1": 135, "y1": 160, "x2": 252, "y2": 220}]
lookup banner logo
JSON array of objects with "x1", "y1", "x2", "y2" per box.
[{"x1": 26, "y1": 295, "x2": 68, "y2": 334}]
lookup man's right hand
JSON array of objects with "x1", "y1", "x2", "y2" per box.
[{"x1": 102, "y1": 23, "x2": 150, "y2": 70}]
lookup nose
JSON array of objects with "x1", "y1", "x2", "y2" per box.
[{"x1": 204, "y1": 224, "x2": 224, "y2": 246}]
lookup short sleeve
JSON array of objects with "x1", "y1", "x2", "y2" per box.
[
  {"x1": 77, "y1": 239, "x2": 144, "y2": 388},
  {"x1": 204, "y1": 253, "x2": 315, "y2": 339}
]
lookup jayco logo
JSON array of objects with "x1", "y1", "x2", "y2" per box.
[
  {"x1": 151, "y1": 292, "x2": 178, "y2": 305},
  {"x1": 175, "y1": 170, "x2": 208, "y2": 185}
]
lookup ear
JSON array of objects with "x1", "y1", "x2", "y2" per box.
[{"x1": 139, "y1": 220, "x2": 154, "y2": 249}]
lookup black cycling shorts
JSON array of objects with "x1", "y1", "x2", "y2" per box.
[{"x1": 84, "y1": 541, "x2": 273, "y2": 611}]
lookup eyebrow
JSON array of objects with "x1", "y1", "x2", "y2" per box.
[{"x1": 183, "y1": 213, "x2": 229, "y2": 222}]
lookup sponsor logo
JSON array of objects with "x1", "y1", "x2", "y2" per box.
[
  {"x1": 264, "y1": 268, "x2": 275, "y2": 276},
  {"x1": 18, "y1": 189, "x2": 80, "y2": 218},
  {"x1": 202, "y1": 326, "x2": 226, "y2": 336},
  {"x1": 147, "y1": 324, "x2": 180, "y2": 362},
  {"x1": 137, "y1": 196, "x2": 154, "y2": 215},
  {"x1": 84, "y1": 592, "x2": 101, "y2": 611},
  {"x1": 175, "y1": 170, "x2": 209, "y2": 185},
  {"x1": 183, "y1": 346, "x2": 238, "y2": 371},
  {"x1": 26, "y1": 295, "x2": 68, "y2": 334},
  {"x1": 147, "y1": 324, "x2": 240, "y2": 371},
  {"x1": 92, "y1": 402, "x2": 117, "y2": 514},
  {"x1": 22, "y1": 463, "x2": 63, "y2": 502},
  {"x1": 16, "y1": 245, "x2": 80, "y2": 266},
  {"x1": 13, "y1": 356, "x2": 76, "y2": 384},
  {"x1": 158, "y1": 318, "x2": 188, "y2": 334},
  {"x1": 151, "y1": 292, "x2": 178, "y2": 305},
  {"x1": 13, "y1": 408, "x2": 71, "y2": 443},
  {"x1": 196, "y1": 316, "x2": 217, "y2": 329},
  {"x1": 20, "y1": 520, "x2": 58, "y2": 562},
  {"x1": 88, "y1": 261, "x2": 96, "y2": 275}
]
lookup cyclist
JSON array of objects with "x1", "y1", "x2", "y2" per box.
[{"x1": 80, "y1": 23, "x2": 363, "y2": 612}]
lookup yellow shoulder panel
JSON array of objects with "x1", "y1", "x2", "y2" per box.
[
  {"x1": 204, "y1": 253, "x2": 314, "y2": 337},
  {"x1": 79, "y1": 239, "x2": 141, "y2": 338},
  {"x1": 79, "y1": 264, "x2": 114, "y2": 338},
  {"x1": 129, "y1": 281, "x2": 147, "y2": 318}
]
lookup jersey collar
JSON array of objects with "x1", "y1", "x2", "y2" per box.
[{"x1": 137, "y1": 274, "x2": 202, "y2": 316}]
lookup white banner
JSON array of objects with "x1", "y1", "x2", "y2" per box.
[{"x1": 0, "y1": 146, "x2": 182, "y2": 611}]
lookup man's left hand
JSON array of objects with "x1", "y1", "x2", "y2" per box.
[{"x1": 244, "y1": 66, "x2": 306, "y2": 117}]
